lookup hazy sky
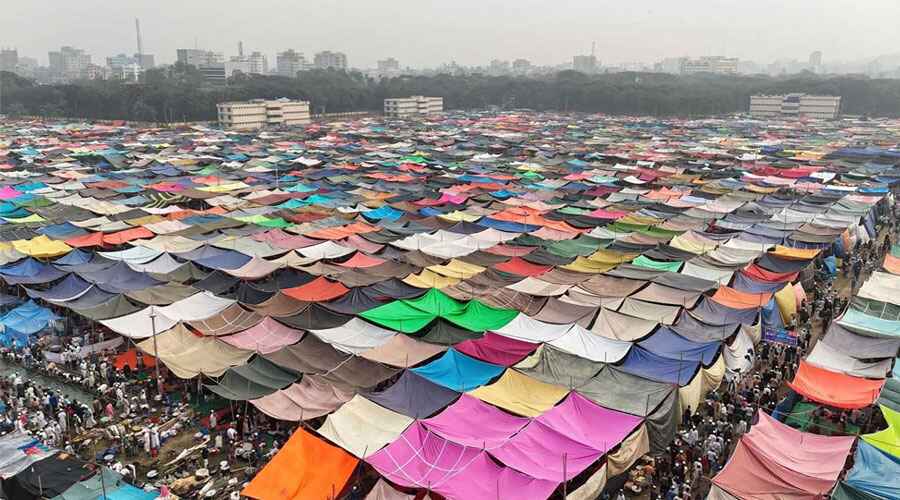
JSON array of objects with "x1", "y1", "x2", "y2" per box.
[{"x1": 7, "y1": 0, "x2": 900, "y2": 68}]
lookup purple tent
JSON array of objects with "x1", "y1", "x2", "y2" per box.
[
  {"x1": 453, "y1": 332, "x2": 538, "y2": 366},
  {"x1": 536, "y1": 392, "x2": 643, "y2": 452},
  {"x1": 420, "y1": 394, "x2": 529, "y2": 449},
  {"x1": 367, "y1": 423, "x2": 557, "y2": 499},
  {"x1": 490, "y1": 421, "x2": 604, "y2": 481}
]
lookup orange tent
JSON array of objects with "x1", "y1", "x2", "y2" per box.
[
  {"x1": 282, "y1": 277, "x2": 349, "y2": 302},
  {"x1": 242, "y1": 427, "x2": 357, "y2": 500},
  {"x1": 788, "y1": 361, "x2": 886, "y2": 409},
  {"x1": 712, "y1": 286, "x2": 772, "y2": 309},
  {"x1": 884, "y1": 253, "x2": 900, "y2": 275}
]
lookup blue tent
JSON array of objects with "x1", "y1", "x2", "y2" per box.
[
  {"x1": 843, "y1": 441, "x2": 900, "y2": 499},
  {"x1": 411, "y1": 349, "x2": 503, "y2": 392},
  {"x1": 618, "y1": 346, "x2": 700, "y2": 386},
  {"x1": 637, "y1": 327, "x2": 721, "y2": 366}
]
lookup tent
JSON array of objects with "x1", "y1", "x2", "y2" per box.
[
  {"x1": 242, "y1": 427, "x2": 357, "y2": 500},
  {"x1": 712, "y1": 410, "x2": 854, "y2": 498},
  {"x1": 788, "y1": 361, "x2": 886, "y2": 409}
]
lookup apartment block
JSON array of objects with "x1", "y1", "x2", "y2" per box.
[
  {"x1": 383, "y1": 96, "x2": 443, "y2": 118},
  {"x1": 750, "y1": 94, "x2": 842, "y2": 119},
  {"x1": 217, "y1": 99, "x2": 311, "y2": 130}
]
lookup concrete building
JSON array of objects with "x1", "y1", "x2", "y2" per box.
[
  {"x1": 135, "y1": 53, "x2": 155, "y2": 69},
  {"x1": 377, "y1": 58, "x2": 400, "y2": 73},
  {"x1": 176, "y1": 49, "x2": 224, "y2": 68},
  {"x1": 225, "y1": 52, "x2": 268, "y2": 77},
  {"x1": 750, "y1": 94, "x2": 841, "y2": 119},
  {"x1": 48, "y1": 46, "x2": 91, "y2": 82},
  {"x1": 276, "y1": 49, "x2": 306, "y2": 77},
  {"x1": 217, "y1": 98, "x2": 311, "y2": 130},
  {"x1": 198, "y1": 64, "x2": 226, "y2": 84},
  {"x1": 0, "y1": 49, "x2": 18, "y2": 73},
  {"x1": 680, "y1": 56, "x2": 739, "y2": 75},
  {"x1": 313, "y1": 51, "x2": 347, "y2": 70},
  {"x1": 383, "y1": 96, "x2": 443, "y2": 118},
  {"x1": 809, "y1": 51, "x2": 823, "y2": 73},
  {"x1": 573, "y1": 54, "x2": 598, "y2": 73}
]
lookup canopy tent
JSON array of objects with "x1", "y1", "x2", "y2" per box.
[
  {"x1": 242, "y1": 427, "x2": 357, "y2": 500},
  {"x1": 137, "y1": 323, "x2": 253, "y2": 378},
  {"x1": 317, "y1": 395, "x2": 414, "y2": 458},
  {"x1": 468, "y1": 369, "x2": 569, "y2": 417},
  {"x1": 366, "y1": 423, "x2": 557, "y2": 500},
  {"x1": 788, "y1": 361, "x2": 886, "y2": 409},
  {"x1": 841, "y1": 440, "x2": 900, "y2": 500},
  {"x1": 250, "y1": 375, "x2": 354, "y2": 422},
  {"x1": 713, "y1": 410, "x2": 854, "y2": 499},
  {"x1": 410, "y1": 348, "x2": 505, "y2": 391}
]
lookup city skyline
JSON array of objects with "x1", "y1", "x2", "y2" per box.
[{"x1": 4, "y1": 0, "x2": 900, "y2": 69}]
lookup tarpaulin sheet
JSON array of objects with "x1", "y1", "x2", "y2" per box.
[
  {"x1": 690, "y1": 297, "x2": 760, "y2": 326},
  {"x1": 364, "y1": 479, "x2": 414, "y2": 500},
  {"x1": 490, "y1": 418, "x2": 605, "y2": 481},
  {"x1": 242, "y1": 427, "x2": 357, "y2": 500},
  {"x1": 0, "y1": 299, "x2": 59, "y2": 335},
  {"x1": 631, "y1": 282, "x2": 701, "y2": 307},
  {"x1": 618, "y1": 346, "x2": 700, "y2": 386},
  {"x1": 577, "y1": 366, "x2": 674, "y2": 417},
  {"x1": 358, "y1": 333, "x2": 447, "y2": 367},
  {"x1": 862, "y1": 405, "x2": 900, "y2": 459},
  {"x1": 206, "y1": 356, "x2": 298, "y2": 400},
  {"x1": 492, "y1": 312, "x2": 574, "y2": 342},
  {"x1": 363, "y1": 370, "x2": 459, "y2": 419},
  {"x1": 317, "y1": 395, "x2": 414, "y2": 458},
  {"x1": 0, "y1": 431, "x2": 55, "y2": 479},
  {"x1": 638, "y1": 327, "x2": 721, "y2": 366},
  {"x1": 788, "y1": 361, "x2": 886, "y2": 409},
  {"x1": 410, "y1": 348, "x2": 504, "y2": 391},
  {"x1": 837, "y1": 307, "x2": 900, "y2": 338},
  {"x1": 454, "y1": 331, "x2": 537, "y2": 366},
  {"x1": 806, "y1": 341, "x2": 892, "y2": 378},
  {"x1": 844, "y1": 440, "x2": 900, "y2": 500},
  {"x1": 821, "y1": 322, "x2": 900, "y2": 359},
  {"x1": 590, "y1": 307, "x2": 658, "y2": 341},
  {"x1": 712, "y1": 286, "x2": 772, "y2": 309},
  {"x1": 536, "y1": 392, "x2": 643, "y2": 453},
  {"x1": 420, "y1": 394, "x2": 528, "y2": 449},
  {"x1": 617, "y1": 297, "x2": 680, "y2": 324},
  {"x1": 468, "y1": 369, "x2": 569, "y2": 417},
  {"x1": 514, "y1": 344, "x2": 605, "y2": 387},
  {"x1": 250, "y1": 375, "x2": 354, "y2": 422},
  {"x1": 367, "y1": 422, "x2": 557, "y2": 500},
  {"x1": 137, "y1": 323, "x2": 253, "y2": 378},
  {"x1": 712, "y1": 410, "x2": 855, "y2": 499},
  {"x1": 4, "y1": 453, "x2": 89, "y2": 500},
  {"x1": 309, "y1": 318, "x2": 395, "y2": 354}
]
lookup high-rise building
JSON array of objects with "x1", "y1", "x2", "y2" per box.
[
  {"x1": 276, "y1": 49, "x2": 306, "y2": 77},
  {"x1": 750, "y1": 94, "x2": 841, "y2": 119},
  {"x1": 225, "y1": 51, "x2": 268, "y2": 77},
  {"x1": 0, "y1": 49, "x2": 18, "y2": 73},
  {"x1": 176, "y1": 49, "x2": 224, "y2": 68},
  {"x1": 313, "y1": 51, "x2": 348, "y2": 70},
  {"x1": 383, "y1": 96, "x2": 443, "y2": 118},
  {"x1": 217, "y1": 98, "x2": 311, "y2": 130},
  {"x1": 47, "y1": 46, "x2": 91, "y2": 82},
  {"x1": 679, "y1": 56, "x2": 739, "y2": 75},
  {"x1": 14, "y1": 57, "x2": 37, "y2": 78},
  {"x1": 573, "y1": 55, "x2": 598, "y2": 73},
  {"x1": 489, "y1": 59, "x2": 510, "y2": 75},
  {"x1": 809, "y1": 51, "x2": 823, "y2": 72}
]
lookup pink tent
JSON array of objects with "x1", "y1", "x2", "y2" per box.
[
  {"x1": 421, "y1": 394, "x2": 529, "y2": 449},
  {"x1": 0, "y1": 186, "x2": 22, "y2": 199},
  {"x1": 367, "y1": 423, "x2": 557, "y2": 499},
  {"x1": 220, "y1": 317, "x2": 304, "y2": 353},
  {"x1": 712, "y1": 410, "x2": 854, "y2": 498}
]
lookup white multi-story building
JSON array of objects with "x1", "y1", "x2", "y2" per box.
[
  {"x1": 314, "y1": 51, "x2": 347, "y2": 70},
  {"x1": 680, "y1": 56, "x2": 739, "y2": 75},
  {"x1": 217, "y1": 98, "x2": 311, "y2": 130},
  {"x1": 749, "y1": 94, "x2": 842, "y2": 119},
  {"x1": 383, "y1": 96, "x2": 443, "y2": 118},
  {"x1": 276, "y1": 50, "x2": 306, "y2": 77}
]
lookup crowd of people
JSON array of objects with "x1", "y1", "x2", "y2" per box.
[{"x1": 617, "y1": 221, "x2": 896, "y2": 500}]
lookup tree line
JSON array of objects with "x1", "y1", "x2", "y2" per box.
[{"x1": 2, "y1": 63, "x2": 900, "y2": 122}]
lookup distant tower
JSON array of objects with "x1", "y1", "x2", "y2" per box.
[
  {"x1": 135, "y1": 18, "x2": 143, "y2": 62},
  {"x1": 238, "y1": 41, "x2": 244, "y2": 58},
  {"x1": 809, "y1": 51, "x2": 823, "y2": 71}
]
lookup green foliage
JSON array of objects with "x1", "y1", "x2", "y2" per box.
[{"x1": 2, "y1": 69, "x2": 900, "y2": 120}]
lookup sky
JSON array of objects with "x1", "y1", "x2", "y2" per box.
[{"x1": 6, "y1": 0, "x2": 900, "y2": 68}]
